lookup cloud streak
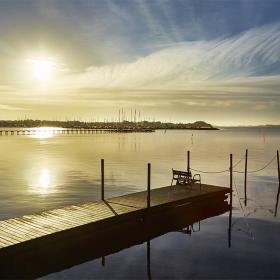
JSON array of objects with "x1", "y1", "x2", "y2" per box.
[
  {"x1": 0, "y1": 104, "x2": 28, "y2": 111},
  {"x1": 0, "y1": 4, "x2": 279, "y2": 125},
  {"x1": 64, "y1": 23, "x2": 280, "y2": 91}
]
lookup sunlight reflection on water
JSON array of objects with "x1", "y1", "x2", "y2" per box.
[
  {"x1": 0, "y1": 127, "x2": 279, "y2": 218},
  {"x1": 29, "y1": 127, "x2": 64, "y2": 139},
  {"x1": 38, "y1": 168, "x2": 51, "y2": 193},
  {"x1": 28, "y1": 167, "x2": 57, "y2": 195}
]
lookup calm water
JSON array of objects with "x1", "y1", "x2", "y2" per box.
[{"x1": 0, "y1": 128, "x2": 279, "y2": 278}]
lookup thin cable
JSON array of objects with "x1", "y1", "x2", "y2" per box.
[
  {"x1": 190, "y1": 156, "x2": 245, "y2": 174},
  {"x1": 233, "y1": 155, "x2": 276, "y2": 174},
  {"x1": 190, "y1": 168, "x2": 229, "y2": 174}
]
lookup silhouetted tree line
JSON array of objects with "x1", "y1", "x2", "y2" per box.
[{"x1": 0, "y1": 119, "x2": 217, "y2": 130}]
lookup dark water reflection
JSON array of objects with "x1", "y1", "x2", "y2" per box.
[
  {"x1": 39, "y1": 215, "x2": 280, "y2": 279},
  {"x1": 0, "y1": 195, "x2": 229, "y2": 279}
]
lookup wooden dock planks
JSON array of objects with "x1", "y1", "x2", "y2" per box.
[{"x1": 0, "y1": 183, "x2": 229, "y2": 250}]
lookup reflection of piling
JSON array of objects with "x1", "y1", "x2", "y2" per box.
[
  {"x1": 101, "y1": 159, "x2": 105, "y2": 201},
  {"x1": 187, "y1": 150, "x2": 190, "y2": 173},
  {"x1": 147, "y1": 240, "x2": 151, "y2": 280},
  {"x1": 244, "y1": 149, "x2": 248, "y2": 206},
  {"x1": 147, "y1": 163, "x2": 151, "y2": 208},
  {"x1": 101, "y1": 256, "x2": 105, "y2": 266},
  {"x1": 274, "y1": 150, "x2": 280, "y2": 216},
  {"x1": 228, "y1": 154, "x2": 233, "y2": 248}
]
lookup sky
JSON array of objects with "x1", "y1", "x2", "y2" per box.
[{"x1": 0, "y1": 0, "x2": 280, "y2": 125}]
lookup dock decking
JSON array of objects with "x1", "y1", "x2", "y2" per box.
[
  {"x1": 0, "y1": 183, "x2": 230, "y2": 278},
  {"x1": 0, "y1": 183, "x2": 229, "y2": 250}
]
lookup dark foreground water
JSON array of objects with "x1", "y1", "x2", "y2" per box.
[
  {"x1": 41, "y1": 217, "x2": 280, "y2": 279},
  {"x1": 0, "y1": 127, "x2": 279, "y2": 279}
]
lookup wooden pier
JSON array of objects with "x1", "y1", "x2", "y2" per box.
[
  {"x1": 0, "y1": 128, "x2": 154, "y2": 136},
  {"x1": 0, "y1": 183, "x2": 230, "y2": 278}
]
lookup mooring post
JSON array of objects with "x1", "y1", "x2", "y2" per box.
[
  {"x1": 187, "y1": 150, "x2": 190, "y2": 173},
  {"x1": 244, "y1": 149, "x2": 248, "y2": 206},
  {"x1": 228, "y1": 153, "x2": 233, "y2": 248},
  {"x1": 274, "y1": 150, "x2": 280, "y2": 217},
  {"x1": 147, "y1": 163, "x2": 151, "y2": 208},
  {"x1": 230, "y1": 154, "x2": 233, "y2": 204},
  {"x1": 101, "y1": 159, "x2": 104, "y2": 201}
]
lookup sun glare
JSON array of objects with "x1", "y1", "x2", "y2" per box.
[
  {"x1": 30, "y1": 127, "x2": 60, "y2": 139},
  {"x1": 26, "y1": 58, "x2": 56, "y2": 81}
]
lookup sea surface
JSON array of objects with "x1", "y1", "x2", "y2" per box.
[{"x1": 0, "y1": 127, "x2": 279, "y2": 279}]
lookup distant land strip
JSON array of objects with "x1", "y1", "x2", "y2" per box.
[{"x1": 0, "y1": 120, "x2": 218, "y2": 130}]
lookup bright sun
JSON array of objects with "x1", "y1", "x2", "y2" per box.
[{"x1": 27, "y1": 58, "x2": 56, "y2": 81}]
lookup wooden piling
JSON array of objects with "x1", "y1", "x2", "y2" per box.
[
  {"x1": 244, "y1": 149, "x2": 248, "y2": 206},
  {"x1": 228, "y1": 153, "x2": 233, "y2": 248},
  {"x1": 101, "y1": 159, "x2": 105, "y2": 201},
  {"x1": 187, "y1": 150, "x2": 190, "y2": 173},
  {"x1": 147, "y1": 163, "x2": 151, "y2": 208},
  {"x1": 274, "y1": 150, "x2": 280, "y2": 217}
]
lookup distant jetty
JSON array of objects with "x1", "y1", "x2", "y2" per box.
[{"x1": 0, "y1": 120, "x2": 218, "y2": 131}]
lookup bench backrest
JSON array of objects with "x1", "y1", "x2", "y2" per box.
[{"x1": 172, "y1": 169, "x2": 192, "y2": 178}]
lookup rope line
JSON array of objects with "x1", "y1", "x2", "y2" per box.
[
  {"x1": 190, "y1": 168, "x2": 229, "y2": 174},
  {"x1": 190, "y1": 156, "x2": 245, "y2": 174},
  {"x1": 233, "y1": 155, "x2": 276, "y2": 174},
  {"x1": 190, "y1": 154, "x2": 276, "y2": 175}
]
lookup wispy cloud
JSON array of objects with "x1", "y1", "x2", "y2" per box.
[
  {"x1": 63, "y1": 23, "x2": 280, "y2": 91},
  {"x1": 0, "y1": 104, "x2": 28, "y2": 111}
]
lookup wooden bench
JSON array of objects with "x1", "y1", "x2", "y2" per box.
[{"x1": 171, "y1": 169, "x2": 201, "y2": 190}]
